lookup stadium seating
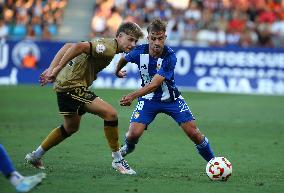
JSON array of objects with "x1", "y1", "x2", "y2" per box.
[
  {"x1": 90, "y1": 0, "x2": 284, "y2": 48},
  {"x1": 0, "y1": 0, "x2": 68, "y2": 40},
  {"x1": 1, "y1": 0, "x2": 284, "y2": 48}
]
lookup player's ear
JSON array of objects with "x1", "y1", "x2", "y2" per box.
[
  {"x1": 147, "y1": 35, "x2": 149, "y2": 41},
  {"x1": 118, "y1": 32, "x2": 124, "y2": 38}
]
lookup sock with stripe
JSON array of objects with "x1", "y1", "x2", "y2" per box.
[
  {"x1": 195, "y1": 137, "x2": 214, "y2": 162},
  {"x1": 104, "y1": 120, "x2": 120, "y2": 152},
  {"x1": 40, "y1": 125, "x2": 71, "y2": 153}
]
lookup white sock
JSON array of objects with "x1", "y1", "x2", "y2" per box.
[
  {"x1": 112, "y1": 151, "x2": 123, "y2": 161},
  {"x1": 10, "y1": 171, "x2": 24, "y2": 186},
  {"x1": 34, "y1": 146, "x2": 45, "y2": 158}
]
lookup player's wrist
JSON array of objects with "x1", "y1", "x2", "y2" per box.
[{"x1": 115, "y1": 69, "x2": 121, "y2": 76}]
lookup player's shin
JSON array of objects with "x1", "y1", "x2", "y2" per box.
[
  {"x1": 120, "y1": 136, "x2": 139, "y2": 157},
  {"x1": 104, "y1": 120, "x2": 120, "y2": 152},
  {"x1": 40, "y1": 125, "x2": 71, "y2": 153},
  {"x1": 25, "y1": 125, "x2": 72, "y2": 169},
  {"x1": 195, "y1": 137, "x2": 214, "y2": 162}
]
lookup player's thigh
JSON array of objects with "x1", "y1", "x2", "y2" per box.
[
  {"x1": 127, "y1": 122, "x2": 147, "y2": 139},
  {"x1": 130, "y1": 99, "x2": 157, "y2": 125},
  {"x1": 84, "y1": 97, "x2": 117, "y2": 120},
  {"x1": 165, "y1": 98, "x2": 195, "y2": 125},
  {"x1": 63, "y1": 114, "x2": 82, "y2": 133}
]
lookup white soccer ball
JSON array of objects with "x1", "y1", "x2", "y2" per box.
[{"x1": 206, "y1": 157, "x2": 232, "y2": 181}]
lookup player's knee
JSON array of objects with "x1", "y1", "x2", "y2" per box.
[
  {"x1": 104, "y1": 109, "x2": 118, "y2": 121},
  {"x1": 62, "y1": 124, "x2": 79, "y2": 135}
]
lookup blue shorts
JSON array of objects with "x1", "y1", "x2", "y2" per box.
[{"x1": 130, "y1": 96, "x2": 195, "y2": 126}]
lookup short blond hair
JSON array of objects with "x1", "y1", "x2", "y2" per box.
[
  {"x1": 147, "y1": 18, "x2": 167, "y2": 33},
  {"x1": 116, "y1": 22, "x2": 144, "y2": 39}
]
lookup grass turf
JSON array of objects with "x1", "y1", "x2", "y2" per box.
[{"x1": 0, "y1": 85, "x2": 283, "y2": 193}]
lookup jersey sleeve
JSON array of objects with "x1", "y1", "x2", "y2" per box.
[
  {"x1": 157, "y1": 54, "x2": 177, "y2": 80},
  {"x1": 124, "y1": 47, "x2": 140, "y2": 63},
  {"x1": 89, "y1": 39, "x2": 113, "y2": 57}
]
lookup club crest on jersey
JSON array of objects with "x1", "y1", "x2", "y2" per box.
[
  {"x1": 156, "y1": 63, "x2": 161, "y2": 70},
  {"x1": 96, "y1": 44, "x2": 106, "y2": 54},
  {"x1": 133, "y1": 111, "x2": 140, "y2": 119}
]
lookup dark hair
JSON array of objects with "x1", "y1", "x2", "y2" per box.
[
  {"x1": 116, "y1": 22, "x2": 144, "y2": 39},
  {"x1": 147, "y1": 18, "x2": 167, "y2": 33}
]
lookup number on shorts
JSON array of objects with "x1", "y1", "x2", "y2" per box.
[
  {"x1": 136, "y1": 101, "x2": 144, "y2": 111},
  {"x1": 178, "y1": 100, "x2": 190, "y2": 112}
]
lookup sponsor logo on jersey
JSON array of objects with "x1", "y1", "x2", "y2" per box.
[{"x1": 96, "y1": 44, "x2": 106, "y2": 54}]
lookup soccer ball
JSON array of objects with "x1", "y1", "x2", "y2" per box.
[{"x1": 206, "y1": 157, "x2": 232, "y2": 181}]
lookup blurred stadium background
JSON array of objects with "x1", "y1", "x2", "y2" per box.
[
  {"x1": 0, "y1": 0, "x2": 284, "y2": 95},
  {"x1": 2, "y1": 0, "x2": 284, "y2": 46},
  {"x1": 0, "y1": 1, "x2": 284, "y2": 193}
]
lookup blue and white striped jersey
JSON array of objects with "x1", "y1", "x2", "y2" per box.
[{"x1": 125, "y1": 44, "x2": 181, "y2": 102}]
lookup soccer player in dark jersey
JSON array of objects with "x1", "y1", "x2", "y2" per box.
[
  {"x1": 115, "y1": 19, "x2": 215, "y2": 166},
  {"x1": 25, "y1": 22, "x2": 144, "y2": 175}
]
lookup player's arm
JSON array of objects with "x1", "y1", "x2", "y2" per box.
[
  {"x1": 48, "y1": 43, "x2": 73, "y2": 71},
  {"x1": 49, "y1": 41, "x2": 91, "y2": 79},
  {"x1": 115, "y1": 47, "x2": 139, "y2": 78},
  {"x1": 40, "y1": 43, "x2": 73, "y2": 85},
  {"x1": 120, "y1": 74, "x2": 165, "y2": 106},
  {"x1": 115, "y1": 56, "x2": 128, "y2": 78}
]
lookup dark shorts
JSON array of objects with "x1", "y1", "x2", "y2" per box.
[{"x1": 57, "y1": 87, "x2": 98, "y2": 116}]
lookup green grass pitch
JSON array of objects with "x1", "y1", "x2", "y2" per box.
[{"x1": 0, "y1": 85, "x2": 283, "y2": 193}]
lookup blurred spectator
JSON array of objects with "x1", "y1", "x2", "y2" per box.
[
  {"x1": 106, "y1": 6, "x2": 123, "y2": 37},
  {"x1": 91, "y1": 11, "x2": 107, "y2": 38},
  {"x1": 31, "y1": 16, "x2": 42, "y2": 37},
  {"x1": 239, "y1": 26, "x2": 258, "y2": 47},
  {"x1": 90, "y1": 0, "x2": 284, "y2": 48},
  {"x1": 3, "y1": 0, "x2": 68, "y2": 40},
  {"x1": 271, "y1": 15, "x2": 284, "y2": 47},
  {"x1": 256, "y1": 22, "x2": 274, "y2": 47},
  {"x1": 0, "y1": 19, "x2": 9, "y2": 39},
  {"x1": 167, "y1": 16, "x2": 184, "y2": 44},
  {"x1": 22, "y1": 49, "x2": 37, "y2": 69},
  {"x1": 26, "y1": 23, "x2": 36, "y2": 39},
  {"x1": 4, "y1": 0, "x2": 284, "y2": 48},
  {"x1": 41, "y1": 23, "x2": 51, "y2": 40}
]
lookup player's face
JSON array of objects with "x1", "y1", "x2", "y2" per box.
[
  {"x1": 147, "y1": 31, "x2": 166, "y2": 56},
  {"x1": 117, "y1": 32, "x2": 139, "y2": 53}
]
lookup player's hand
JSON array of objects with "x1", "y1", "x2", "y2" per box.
[
  {"x1": 39, "y1": 69, "x2": 51, "y2": 86},
  {"x1": 115, "y1": 70, "x2": 127, "y2": 78},
  {"x1": 39, "y1": 67, "x2": 57, "y2": 86},
  {"x1": 120, "y1": 95, "x2": 133, "y2": 106},
  {"x1": 45, "y1": 74, "x2": 56, "y2": 84},
  {"x1": 45, "y1": 67, "x2": 61, "y2": 83}
]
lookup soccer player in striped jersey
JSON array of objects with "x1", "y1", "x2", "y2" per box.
[
  {"x1": 25, "y1": 22, "x2": 144, "y2": 175},
  {"x1": 115, "y1": 19, "x2": 215, "y2": 165}
]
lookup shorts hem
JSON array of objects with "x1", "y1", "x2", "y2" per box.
[
  {"x1": 59, "y1": 112, "x2": 77, "y2": 115},
  {"x1": 178, "y1": 118, "x2": 195, "y2": 125}
]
